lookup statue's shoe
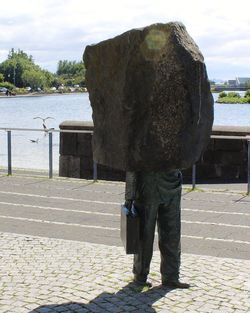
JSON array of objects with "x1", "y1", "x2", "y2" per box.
[
  {"x1": 133, "y1": 275, "x2": 152, "y2": 288},
  {"x1": 162, "y1": 280, "x2": 190, "y2": 289}
]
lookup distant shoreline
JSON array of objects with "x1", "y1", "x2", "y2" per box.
[{"x1": 0, "y1": 92, "x2": 87, "y2": 99}]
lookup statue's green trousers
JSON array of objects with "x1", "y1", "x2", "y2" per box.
[{"x1": 133, "y1": 170, "x2": 182, "y2": 282}]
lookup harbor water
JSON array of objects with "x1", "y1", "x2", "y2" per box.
[{"x1": 0, "y1": 93, "x2": 249, "y2": 171}]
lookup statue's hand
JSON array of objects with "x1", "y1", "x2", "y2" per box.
[{"x1": 124, "y1": 199, "x2": 133, "y2": 210}]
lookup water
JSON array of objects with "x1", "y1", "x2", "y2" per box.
[
  {"x1": 214, "y1": 103, "x2": 250, "y2": 126},
  {"x1": 0, "y1": 93, "x2": 92, "y2": 128},
  {"x1": 0, "y1": 93, "x2": 91, "y2": 171},
  {"x1": 213, "y1": 91, "x2": 250, "y2": 126},
  {"x1": 0, "y1": 93, "x2": 249, "y2": 171}
]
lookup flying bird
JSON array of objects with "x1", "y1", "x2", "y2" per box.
[
  {"x1": 33, "y1": 116, "x2": 55, "y2": 123},
  {"x1": 29, "y1": 138, "x2": 39, "y2": 143},
  {"x1": 33, "y1": 116, "x2": 55, "y2": 133}
]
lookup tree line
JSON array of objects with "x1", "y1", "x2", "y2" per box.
[
  {"x1": 216, "y1": 90, "x2": 250, "y2": 104},
  {"x1": 0, "y1": 48, "x2": 86, "y2": 92}
]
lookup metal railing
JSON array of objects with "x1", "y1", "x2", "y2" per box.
[
  {"x1": 0, "y1": 127, "x2": 96, "y2": 180},
  {"x1": 1, "y1": 127, "x2": 250, "y2": 193}
]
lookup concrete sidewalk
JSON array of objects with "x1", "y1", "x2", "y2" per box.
[
  {"x1": 184, "y1": 182, "x2": 248, "y2": 194},
  {"x1": 0, "y1": 231, "x2": 249, "y2": 313},
  {"x1": 1, "y1": 168, "x2": 249, "y2": 194}
]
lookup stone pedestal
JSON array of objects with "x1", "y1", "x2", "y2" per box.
[
  {"x1": 59, "y1": 121, "x2": 94, "y2": 179},
  {"x1": 59, "y1": 121, "x2": 125, "y2": 181}
]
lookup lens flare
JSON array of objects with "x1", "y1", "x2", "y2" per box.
[
  {"x1": 145, "y1": 29, "x2": 166, "y2": 50},
  {"x1": 140, "y1": 29, "x2": 168, "y2": 61}
]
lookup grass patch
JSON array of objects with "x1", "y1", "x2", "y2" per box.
[
  {"x1": 150, "y1": 272, "x2": 158, "y2": 277},
  {"x1": 216, "y1": 91, "x2": 250, "y2": 104},
  {"x1": 216, "y1": 97, "x2": 250, "y2": 104},
  {"x1": 184, "y1": 187, "x2": 205, "y2": 193}
]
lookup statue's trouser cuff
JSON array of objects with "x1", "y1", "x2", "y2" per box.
[{"x1": 133, "y1": 189, "x2": 181, "y2": 281}]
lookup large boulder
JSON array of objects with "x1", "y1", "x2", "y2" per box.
[{"x1": 83, "y1": 22, "x2": 214, "y2": 171}]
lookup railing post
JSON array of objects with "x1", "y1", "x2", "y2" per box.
[
  {"x1": 248, "y1": 140, "x2": 250, "y2": 195},
  {"x1": 93, "y1": 161, "x2": 98, "y2": 181},
  {"x1": 49, "y1": 132, "x2": 53, "y2": 179},
  {"x1": 192, "y1": 163, "x2": 196, "y2": 190},
  {"x1": 7, "y1": 130, "x2": 12, "y2": 175}
]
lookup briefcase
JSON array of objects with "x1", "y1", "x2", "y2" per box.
[{"x1": 120, "y1": 203, "x2": 140, "y2": 254}]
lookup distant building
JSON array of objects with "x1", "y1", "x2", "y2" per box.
[
  {"x1": 235, "y1": 77, "x2": 250, "y2": 86},
  {"x1": 228, "y1": 79, "x2": 236, "y2": 87}
]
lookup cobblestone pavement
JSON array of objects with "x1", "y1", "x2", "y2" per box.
[{"x1": 1, "y1": 232, "x2": 249, "y2": 313}]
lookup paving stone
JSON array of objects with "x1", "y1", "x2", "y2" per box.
[{"x1": 0, "y1": 232, "x2": 249, "y2": 312}]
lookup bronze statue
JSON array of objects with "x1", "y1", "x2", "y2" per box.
[
  {"x1": 84, "y1": 22, "x2": 214, "y2": 289},
  {"x1": 125, "y1": 171, "x2": 190, "y2": 288}
]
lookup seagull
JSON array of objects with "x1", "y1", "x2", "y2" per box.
[
  {"x1": 33, "y1": 117, "x2": 55, "y2": 133},
  {"x1": 29, "y1": 138, "x2": 39, "y2": 143},
  {"x1": 33, "y1": 116, "x2": 55, "y2": 123}
]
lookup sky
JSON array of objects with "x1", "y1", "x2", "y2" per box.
[{"x1": 0, "y1": 0, "x2": 249, "y2": 80}]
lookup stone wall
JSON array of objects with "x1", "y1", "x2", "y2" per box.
[
  {"x1": 196, "y1": 126, "x2": 249, "y2": 181},
  {"x1": 59, "y1": 121, "x2": 250, "y2": 182},
  {"x1": 59, "y1": 121, "x2": 125, "y2": 181}
]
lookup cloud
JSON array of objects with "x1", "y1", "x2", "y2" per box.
[{"x1": 0, "y1": 0, "x2": 249, "y2": 77}]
